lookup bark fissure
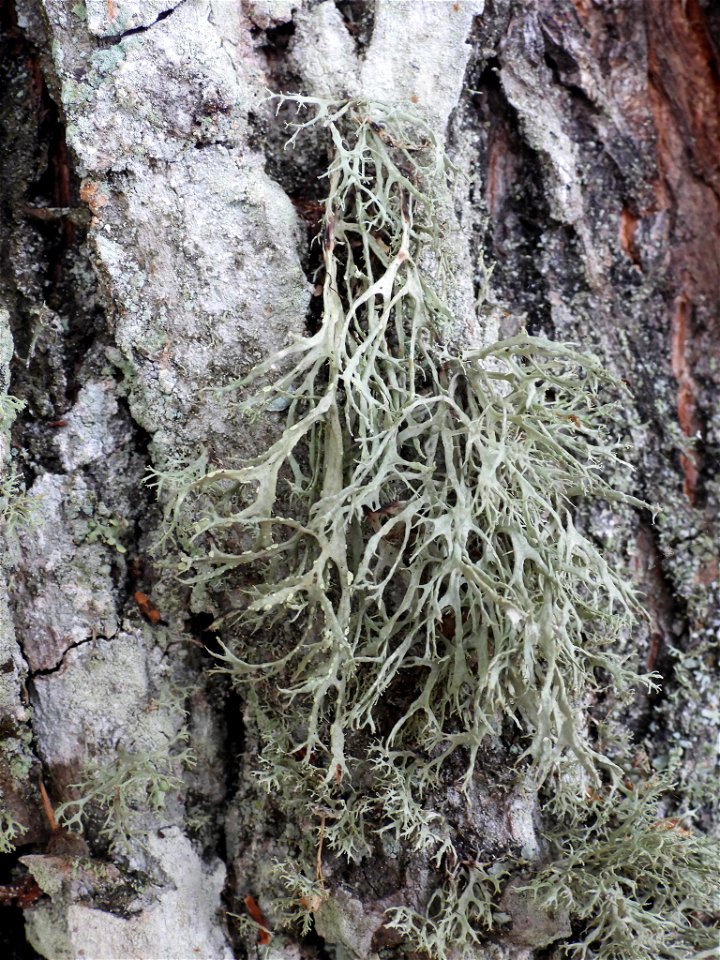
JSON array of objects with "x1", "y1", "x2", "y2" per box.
[
  {"x1": 100, "y1": 0, "x2": 187, "y2": 45},
  {"x1": 333, "y1": 0, "x2": 375, "y2": 56},
  {"x1": 25, "y1": 633, "x2": 114, "y2": 680}
]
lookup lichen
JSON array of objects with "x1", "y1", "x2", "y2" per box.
[
  {"x1": 149, "y1": 97, "x2": 715, "y2": 954},
  {"x1": 385, "y1": 861, "x2": 510, "y2": 959},
  {"x1": 0, "y1": 801, "x2": 27, "y2": 854},
  {"x1": 0, "y1": 392, "x2": 24, "y2": 429},
  {"x1": 0, "y1": 395, "x2": 34, "y2": 534},
  {"x1": 56, "y1": 731, "x2": 195, "y2": 851},
  {"x1": 85, "y1": 507, "x2": 129, "y2": 554},
  {"x1": 526, "y1": 778, "x2": 720, "y2": 960},
  {"x1": 0, "y1": 462, "x2": 35, "y2": 534}
]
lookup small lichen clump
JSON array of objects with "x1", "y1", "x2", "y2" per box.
[
  {"x1": 153, "y1": 98, "x2": 718, "y2": 957},
  {"x1": 386, "y1": 860, "x2": 510, "y2": 957},
  {"x1": 57, "y1": 733, "x2": 195, "y2": 851},
  {"x1": 527, "y1": 779, "x2": 720, "y2": 960},
  {"x1": 0, "y1": 802, "x2": 27, "y2": 854},
  {"x1": 0, "y1": 395, "x2": 34, "y2": 534}
]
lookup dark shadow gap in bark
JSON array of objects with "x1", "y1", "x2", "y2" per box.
[
  {"x1": 452, "y1": 3, "x2": 572, "y2": 334},
  {"x1": 459, "y1": 47, "x2": 554, "y2": 334},
  {"x1": 250, "y1": 115, "x2": 329, "y2": 336},
  {"x1": 98, "y1": 0, "x2": 187, "y2": 48},
  {"x1": 0, "y1": 2, "x2": 96, "y2": 472},
  {"x1": 1, "y1": 2, "x2": 83, "y2": 413},
  {"x1": 0, "y1": 845, "x2": 43, "y2": 960},
  {"x1": 334, "y1": 0, "x2": 375, "y2": 56},
  {"x1": 250, "y1": 13, "x2": 332, "y2": 335},
  {"x1": 190, "y1": 613, "x2": 246, "y2": 792},
  {"x1": 253, "y1": 98, "x2": 328, "y2": 197},
  {"x1": 187, "y1": 614, "x2": 244, "y2": 857},
  {"x1": 1, "y1": 0, "x2": 154, "y2": 544},
  {"x1": 259, "y1": 20, "x2": 297, "y2": 86},
  {"x1": 541, "y1": 47, "x2": 599, "y2": 123},
  {"x1": 538, "y1": 9, "x2": 603, "y2": 119},
  {"x1": 300, "y1": 926, "x2": 335, "y2": 960}
]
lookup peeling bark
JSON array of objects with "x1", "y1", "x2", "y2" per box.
[{"x1": 1, "y1": 1, "x2": 718, "y2": 958}]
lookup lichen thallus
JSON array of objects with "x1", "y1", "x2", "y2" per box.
[{"x1": 146, "y1": 96, "x2": 719, "y2": 958}]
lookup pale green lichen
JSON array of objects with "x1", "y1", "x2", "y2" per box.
[
  {"x1": 0, "y1": 392, "x2": 24, "y2": 429},
  {"x1": 149, "y1": 97, "x2": 715, "y2": 954},
  {"x1": 385, "y1": 861, "x2": 511, "y2": 959},
  {"x1": 271, "y1": 860, "x2": 330, "y2": 938},
  {"x1": 526, "y1": 778, "x2": 720, "y2": 960},
  {"x1": 155, "y1": 96, "x2": 651, "y2": 782},
  {"x1": 0, "y1": 463, "x2": 35, "y2": 534},
  {"x1": 85, "y1": 510, "x2": 129, "y2": 553},
  {"x1": 0, "y1": 396, "x2": 35, "y2": 534},
  {"x1": 0, "y1": 802, "x2": 27, "y2": 854},
  {"x1": 56, "y1": 732, "x2": 195, "y2": 851}
]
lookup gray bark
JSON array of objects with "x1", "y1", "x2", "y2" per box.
[{"x1": 0, "y1": 1, "x2": 718, "y2": 958}]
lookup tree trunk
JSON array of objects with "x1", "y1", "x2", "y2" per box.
[{"x1": 1, "y1": 1, "x2": 718, "y2": 958}]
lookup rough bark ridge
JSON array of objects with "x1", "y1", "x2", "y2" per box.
[{"x1": 0, "y1": 1, "x2": 718, "y2": 959}]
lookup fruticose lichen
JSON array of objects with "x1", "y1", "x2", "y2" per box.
[
  {"x1": 526, "y1": 777, "x2": 720, "y2": 960},
  {"x1": 385, "y1": 860, "x2": 511, "y2": 957},
  {"x1": 151, "y1": 97, "x2": 718, "y2": 955},
  {"x1": 57, "y1": 731, "x2": 195, "y2": 851},
  {"x1": 0, "y1": 395, "x2": 34, "y2": 534},
  {"x1": 0, "y1": 800, "x2": 27, "y2": 854}
]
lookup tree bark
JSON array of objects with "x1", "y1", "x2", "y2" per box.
[{"x1": 0, "y1": 1, "x2": 718, "y2": 958}]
